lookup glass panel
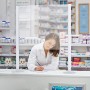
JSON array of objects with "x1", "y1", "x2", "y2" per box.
[{"x1": 16, "y1": 0, "x2": 71, "y2": 71}]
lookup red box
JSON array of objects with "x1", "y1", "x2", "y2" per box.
[{"x1": 73, "y1": 57, "x2": 81, "y2": 62}]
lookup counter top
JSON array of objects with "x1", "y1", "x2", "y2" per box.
[{"x1": 0, "y1": 69, "x2": 90, "y2": 77}]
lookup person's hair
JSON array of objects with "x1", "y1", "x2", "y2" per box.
[{"x1": 45, "y1": 33, "x2": 60, "y2": 57}]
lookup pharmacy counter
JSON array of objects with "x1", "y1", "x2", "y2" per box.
[
  {"x1": 0, "y1": 69, "x2": 90, "y2": 77},
  {"x1": 0, "y1": 69, "x2": 90, "y2": 90}
]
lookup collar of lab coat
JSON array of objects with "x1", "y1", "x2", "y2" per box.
[{"x1": 40, "y1": 42, "x2": 52, "y2": 57}]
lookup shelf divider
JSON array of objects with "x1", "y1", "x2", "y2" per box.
[{"x1": 67, "y1": 4, "x2": 72, "y2": 72}]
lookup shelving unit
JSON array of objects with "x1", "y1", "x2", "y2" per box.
[
  {"x1": 59, "y1": 34, "x2": 90, "y2": 71},
  {"x1": 0, "y1": 24, "x2": 16, "y2": 69},
  {"x1": 35, "y1": 0, "x2": 76, "y2": 35},
  {"x1": 35, "y1": 5, "x2": 68, "y2": 38}
]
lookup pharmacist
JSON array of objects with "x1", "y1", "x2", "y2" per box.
[{"x1": 27, "y1": 33, "x2": 60, "y2": 71}]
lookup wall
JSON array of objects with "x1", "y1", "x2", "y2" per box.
[{"x1": 76, "y1": 0, "x2": 90, "y2": 34}]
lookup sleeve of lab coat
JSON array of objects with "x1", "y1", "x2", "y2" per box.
[
  {"x1": 43, "y1": 56, "x2": 59, "y2": 71},
  {"x1": 27, "y1": 46, "x2": 37, "y2": 71}
]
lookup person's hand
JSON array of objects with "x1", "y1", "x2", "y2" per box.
[{"x1": 35, "y1": 66, "x2": 44, "y2": 71}]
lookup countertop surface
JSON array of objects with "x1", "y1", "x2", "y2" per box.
[{"x1": 0, "y1": 69, "x2": 90, "y2": 77}]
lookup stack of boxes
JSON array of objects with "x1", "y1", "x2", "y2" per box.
[
  {"x1": 72, "y1": 57, "x2": 85, "y2": 67},
  {"x1": 72, "y1": 34, "x2": 90, "y2": 44},
  {"x1": 19, "y1": 58, "x2": 27, "y2": 67},
  {"x1": 59, "y1": 57, "x2": 67, "y2": 67}
]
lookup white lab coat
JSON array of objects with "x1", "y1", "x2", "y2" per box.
[{"x1": 27, "y1": 42, "x2": 59, "y2": 71}]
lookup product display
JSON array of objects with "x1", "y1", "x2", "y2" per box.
[
  {"x1": 0, "y1": 20, "x2": 10, "y2": 28},
  {"x1": 59, "y1": 57, "x2": 68, "y2": 67},
  {"x1": 19, "y1": 37, "x2": 42, "y2": 44},
  {"x1": 19, "y1": 58, "x2": 27, "y2": 67},
  {"x1": 0, "y1": 37, "x2": 15, "y2": 43},
  {"x1": 4, "y1": 57, "x2": 12, "y2": 66}
]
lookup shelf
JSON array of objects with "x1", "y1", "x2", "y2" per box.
[
  {"x1": 0, "y1": 27, "x2": 10, "y2": 30},
  {"x1": 0, "y1": 54, "x2": 16, "y2": 56},
  {"x1": 0, "y1": 64, "x2": 15, "y2": 67},
  {"x1": 59, "y1": 66, "x2": 87, "y2": 68},
  {"x1": 59, "y1": 66, "x2": 90, "y2": 69},
  {"x1": 19, "y1": 54, "x2": 29, "y2": 56},
  {"x1": 59, "y1": 66, "x2": 67, "y2": 68},
  {"x1": 39, "y1": 19, "x2": 68, "y2": 23},
  {"x1": 19, "y1": 65, "x2": 27, "y2": 67},
  {"x1": 49, "y1": 5, "x2": 68, "y2": 8},
  {"x1": 0, "y1": 54, "x2": 28, "y2": 56},
  {"x1": 39, "y1": 26, "x2": 51, "y2": 29},
  {"x1": 19, "y1": 44, "x2": 35, "y2": 46},
  {"x1": 61, "y1": 43, "x2": 90, "y2": 47},
  {"x1": 71, "y1": 55, "x2": 90, "y2": 57},
  {"x1": 0, "y1": 64, "x2": 7, "y2": 67},
  {"x1": 0, "y1": 64, "x2": 27, "y2": 67},
  {"x1": 49, "y1": 14, "x2": 68, "y2": 16},
  {"x1": 71, "y1": 66, "x2": 87, "y2": 68},
  {"x1": 0, "y1": 43, "x2": 36, "y2": 46},
  {"x1": 65, "y1": 35, "x2": 79, "y2": 36},
  {"x1": 39, "y1": 26, "x2": 68, "y2": 30},
  {"x1": 72, "y1": 44, "x2": 90, "y2": 46},
  {"x1": 59, "y1": 55, "x2": 90, "y2": 57},
  {"x1": 50, "y1": 21, "x2": 68, "y2": 23},
  {"x1": 0, "y1": 43, "x2": 16, "y2": 46}
]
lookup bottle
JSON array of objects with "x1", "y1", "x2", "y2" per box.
[
  {"x1": 1, "y1": 57, "x2": 5, "y2": 64},
  {"x1": 2, "y1": 21, "x2": 6, "y2": 27}
]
